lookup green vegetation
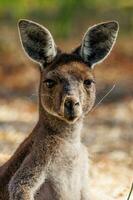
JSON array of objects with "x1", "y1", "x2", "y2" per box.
[{"x1": 0, "y1": 0, "x2": 133, "y2": 38}]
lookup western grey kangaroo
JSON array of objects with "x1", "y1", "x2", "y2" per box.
[{"x1": 0, "y1": 19, "x2": 119, "y2": 200}]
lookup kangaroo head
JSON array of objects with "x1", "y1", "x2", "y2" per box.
[{"x1": 18, "y1": 19, "x2": 119, "y2": 124}]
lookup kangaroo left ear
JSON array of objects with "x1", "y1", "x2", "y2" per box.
[
  {"x1": 74, "y1": 21, "x2": 119, "y2": 68},
  {"x1": 18, "y1": 19, "x2": 57, "y2": 65}
]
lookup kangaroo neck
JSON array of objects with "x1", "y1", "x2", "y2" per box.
[{"x1": 38, "y1": 104, "x2": 83, "y2": 143}]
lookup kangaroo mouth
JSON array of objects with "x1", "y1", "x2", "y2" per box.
[
  {"x1": 65, "y1": 114, "x2": 78, "y2": 121},
  {"x1": 64, "y1": 108, "x2": 79, "y2": 122},
  {"x1": 56, "y1": 102, "x2": 82, "y2": 123},
  {"x1": 57, "y1": 111, "x2": 79, "y2": 124}
]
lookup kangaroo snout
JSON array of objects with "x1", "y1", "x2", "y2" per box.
[
  {"x1": 64, "y1": 96, "x2": 81, "y2": 122},
  {"x1": 64, "y1": 97, "x2": 80, "y2": 109}
]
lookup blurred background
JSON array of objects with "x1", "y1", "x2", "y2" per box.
[{"x1": 0, "y1": 0, "x2": 133, "y2": 199}]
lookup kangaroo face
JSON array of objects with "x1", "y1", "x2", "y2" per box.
[
  {"x1": 18, "y1": 19, "x2": 119, "y2": 123},
  {"x1": 40, "y1": 61, "x2": 95, "y2": 123}
]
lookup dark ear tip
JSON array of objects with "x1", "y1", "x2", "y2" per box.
[
  {"x1": 106, "y1": 21, "x2": 119, "y2": 31},
  {"x1": 18, "y1": 19, "x2": 30, "y2": 28}
]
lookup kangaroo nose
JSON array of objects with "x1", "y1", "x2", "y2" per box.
[
  {"x1": 64, "y1": 98, "x2": 80, "y2": 109},
  {"x1": 64, "y1": 97, "x2": 80, "y2": 121}
]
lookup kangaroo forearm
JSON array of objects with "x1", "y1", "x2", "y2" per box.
[
  {"x1": 8, "y1": 153, "x2": 46, "y2": 200},
  {"x1": 9, "y1": 188, "x2": 32, "y2": 200}
]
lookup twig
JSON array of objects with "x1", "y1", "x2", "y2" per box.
[
  {"x1": 91, "y1": 84, "x2": 116, "y2": 112},
  {"x1": 127, "y1": 183, "x2": 133, "y2": 200}
]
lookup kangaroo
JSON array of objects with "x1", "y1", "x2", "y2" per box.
[{"x1": 0, "y1": 19, "x2": 119, "y2": 200}]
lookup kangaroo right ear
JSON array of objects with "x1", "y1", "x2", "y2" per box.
[
  {"x1": 18, "y1": 19, "x2": 57, "y2": 65},
  {"x1": 74, "y1": 21, "x2": 119, "y2": 68}
]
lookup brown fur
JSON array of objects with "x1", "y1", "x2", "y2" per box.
[
  {"x1": 0, "y1": 19, "x2": 119, "y2": 200},
  {"x1": 0, "y1": 61, "x2": 95, "y2": 200}
]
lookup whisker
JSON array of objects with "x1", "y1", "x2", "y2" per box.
[
  {"x1": 127, "y1": 183, "x2": 133, "y2": 200},
  {"x1": 91, "y1": 84, "x2": 116, "y2": 112}
]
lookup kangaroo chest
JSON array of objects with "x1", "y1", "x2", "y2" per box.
[{"x1": 35, "y1": 141, "x2": 84, "y2": 200}]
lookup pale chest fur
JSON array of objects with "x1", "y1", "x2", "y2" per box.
[{"x1": 35, "y1": 140, "x2": 89, "y2": 200}]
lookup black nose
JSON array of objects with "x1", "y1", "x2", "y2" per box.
[
  {"x1": 64, "y1": 99, "x2": 79, "y2": 110},
  {"x1": 64, "y1": 98, "x2": 80, "y2": 121}
]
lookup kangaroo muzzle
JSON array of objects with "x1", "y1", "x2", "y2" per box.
[{"x1": 64, "y1": 96, "x2": 81, "y2": 121}]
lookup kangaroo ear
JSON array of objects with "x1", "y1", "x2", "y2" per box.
[
  {"x1": 18, "y1": 19, "x2": 57, "y2": 65},
  {"x1": 75, "y1": 21, "x2": 119, "y2": 68}
]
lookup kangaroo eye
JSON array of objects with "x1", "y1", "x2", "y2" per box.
[
  {"x1": 84, "y1": 79, "x2": 95, "y2": 87},
  {"x1": 44, "y1": 79, "x2": 56, "y2": 88}
]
